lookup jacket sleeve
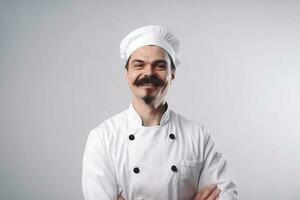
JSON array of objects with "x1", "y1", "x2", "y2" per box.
[
  {"x1": 82, "y1": 129, "x2": 118, "y2": 200},
  {"x1": 198, "y1": 125, "x2": 238, "y2": 200}
]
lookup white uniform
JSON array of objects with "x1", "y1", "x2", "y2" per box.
[{"x1": 82, "y1": 102, "x2": 238, "y2": 200}]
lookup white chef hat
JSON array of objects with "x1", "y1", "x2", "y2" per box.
[{"x1": 120, "y1": 25, "x2": 180, "y2": 67}]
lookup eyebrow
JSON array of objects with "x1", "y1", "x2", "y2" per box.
[
  {"x1": 131, "y1": 59, "x2": 144, "y2": 64},
  {"x1": 131, "y1": 59, "x2": 168, "y2": 65}
]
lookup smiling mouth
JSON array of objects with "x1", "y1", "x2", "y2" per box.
[{"x1": 140, "y1": 83, "x2": 158, "y2": 87}]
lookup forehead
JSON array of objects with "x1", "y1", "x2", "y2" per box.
[{"x1": 129, "y1": 45, "x2": 170, "y2": 62}]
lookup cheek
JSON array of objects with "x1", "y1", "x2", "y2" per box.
[
  {"x1": 161, "y1": 72, "x2": 172, "y2": 82},
  {"x1": 127, "y1": 72, "x2": 139, "y2": 84}
]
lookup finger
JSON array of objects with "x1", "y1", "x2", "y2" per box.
[
  {"x1": 194, "y1": 187, "x2": 207, "y2": 200},
  {"x1": 207, "y1": 188, "x2": 221, "y2": 200},
  {"x1": 193, "y1": 184, "x2": 216, "y2": 200},
  {"x1": 199, "y1": 184, "x2": 218, "y2": 199}
]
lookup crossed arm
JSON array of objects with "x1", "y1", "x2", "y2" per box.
[
  {"x1": 83, "y1": 128, "x2": 237, "y2": 200},
  {"x1": 116, "y1": 184, "x2": 221, "y2": 200}
]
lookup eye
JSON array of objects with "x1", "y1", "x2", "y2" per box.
[
  {"x1": 133, "y1": 63, "x2": 144, "y2": 68},
  {"x1": 156, "y1": 64, "x2": 167, "y2": 70}
]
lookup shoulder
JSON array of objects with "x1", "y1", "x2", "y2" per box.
[
  {"x1": 89, "y1": 108, "x2": 127, "y2": 139},
  {"x1": 173, "y1": 110, "x2": 208, "y2": 133},
  {"x1": 171, "y1": 110, "x2": 212, "y2": 142}
]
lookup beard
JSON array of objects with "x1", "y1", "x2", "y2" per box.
[{"x1": 142, "y1": 95, "x2": 156, "y2": 104}]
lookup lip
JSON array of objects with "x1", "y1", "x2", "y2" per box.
[{"x1": 139, "y1": 84, "x2": 159, "y2": 88}]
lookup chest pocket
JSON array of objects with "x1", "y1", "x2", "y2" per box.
[{"x1": 180, "y1": 160, "x2": 203, "y2": 200}]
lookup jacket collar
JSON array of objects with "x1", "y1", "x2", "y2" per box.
[{"x1": 126, "y1": 101, "x2": 171, "y2": 133}]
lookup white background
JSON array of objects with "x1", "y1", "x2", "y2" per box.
[{"x1": 1, "y1": 1, "x2": 299, "y2": 199}]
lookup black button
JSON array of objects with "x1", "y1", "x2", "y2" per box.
[
  {"x1": 169, "y1": 133, "x2": 175, "y2": 140},
  {"x1": 171, "y1": 165, "x2": 177, "y2": 172},
  {"x1": 129, "y1": 134, "x2": 135, "y2": 140},
  {"x1": 133, "y1": 167, "x2": 140, "y2": 174}
]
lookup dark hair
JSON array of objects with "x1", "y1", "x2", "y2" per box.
[{"x1": 125, "y1": 53, "x2": 176, "y2": 72}]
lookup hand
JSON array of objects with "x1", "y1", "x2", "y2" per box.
[
  {"x1": 193, "y1": 184, "x2": 221, "y2": 200},
  {"x1": 117, "y1": 196, "x2": 125, "y2": 200}
]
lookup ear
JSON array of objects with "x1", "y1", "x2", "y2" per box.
[
  {"x1": 170, "y1": 71, "x2": 176, "y2": 84},
  {"x1": 171, "y1": 71, "x2": 176, "y2": 80},
  {"x1": 125, "y1": 69, "x2": 128, "y2": 82}
]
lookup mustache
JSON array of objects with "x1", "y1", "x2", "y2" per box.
[{"x1": 134, "y1": 75, "x2": 165, "y2": 86}]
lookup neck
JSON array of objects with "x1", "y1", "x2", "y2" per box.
[{"x1": 132, "y1": 98, "x2": 167, "y2": 126}]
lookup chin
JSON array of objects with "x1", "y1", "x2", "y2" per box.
[{"x1": 142, "y1": 95, "x2": 156, "y2": 104}]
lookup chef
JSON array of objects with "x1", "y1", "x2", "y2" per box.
[{"x1": 82, "y1": 25, "x2": 238, "y2": 200}]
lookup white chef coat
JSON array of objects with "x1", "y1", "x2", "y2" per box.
[{"x1": 82, "y1": 102, "x2": 238, "y2": 200}]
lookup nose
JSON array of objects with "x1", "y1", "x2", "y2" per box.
[{"x1": 143, "y1": 64, "x2": 154, "y2": 76}]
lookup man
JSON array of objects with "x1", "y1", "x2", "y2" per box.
[{"x1": 82, "y1": 25, "x2": 238, "y2": 200}]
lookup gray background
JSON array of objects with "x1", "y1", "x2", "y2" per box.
[{"x1": 1, "y1": 0, "x2": 299, "y2": 200}]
